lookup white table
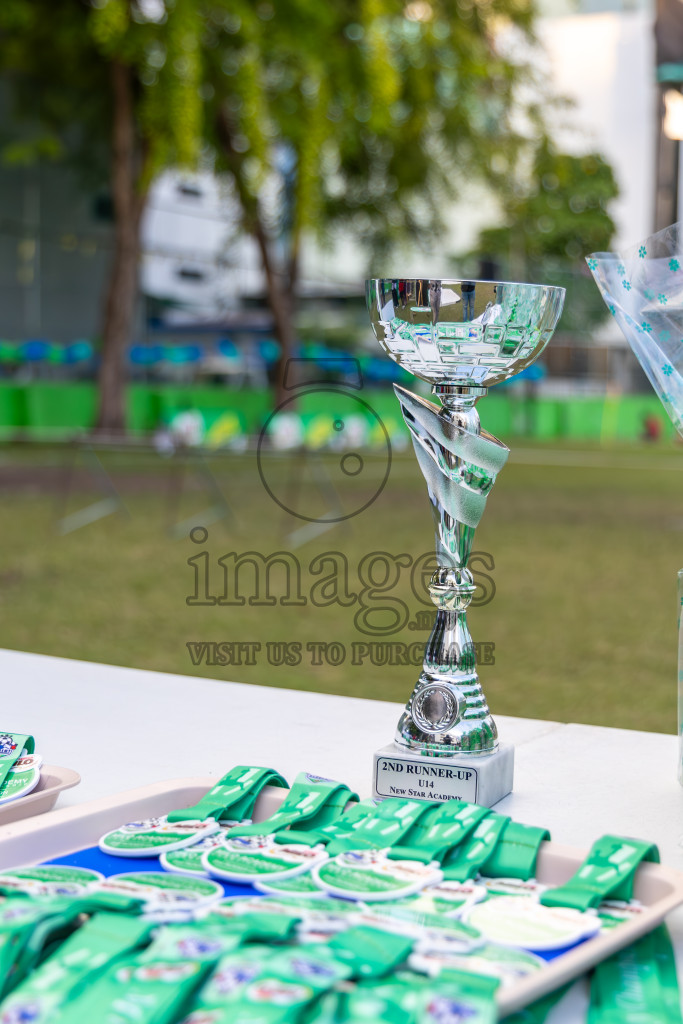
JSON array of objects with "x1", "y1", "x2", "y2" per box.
[{"x1": 2, "y1": 647, "x2": 682, "y2": 1020}]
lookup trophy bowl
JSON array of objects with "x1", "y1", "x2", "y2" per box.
[
  {"x1": 366, "y1": 278, "x2": 565, "y2": 805},
  {"x1": 366, "y1": 278, "x2": 565, "y2": 387}
]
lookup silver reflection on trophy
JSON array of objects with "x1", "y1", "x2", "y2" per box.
[{"x1": 366, "y1": 279, "x2": 565, "y2": 770}]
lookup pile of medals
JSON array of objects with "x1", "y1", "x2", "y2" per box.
[{"x1": 0, "y1": 765, "x2": 675, "y2": 1024}]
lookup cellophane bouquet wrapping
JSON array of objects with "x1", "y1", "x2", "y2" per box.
[{"x1": 587, "y1": 224, "x2": 683, "y2": 782}]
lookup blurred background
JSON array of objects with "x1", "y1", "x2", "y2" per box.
[{"x1": 0, "y1": 0, "x2": 680, "y2": 732}]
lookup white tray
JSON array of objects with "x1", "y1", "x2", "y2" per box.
[
  {"x1": 0, "y1": 765, "x2": 80, "y2": 827},
  {"x1": 0, "y1": 777, "x2": 680, "y2": 1016}
]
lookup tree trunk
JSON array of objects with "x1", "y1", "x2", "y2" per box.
[
  {"x1": 252, "y1": 222, "x2": 298, "y2": 410},
  {"x1": 95, "y1": 59, "x2": 146, "y2": 435},
  {"x1": 214, "y1": 109, "x2": 298, "y2": 412}
]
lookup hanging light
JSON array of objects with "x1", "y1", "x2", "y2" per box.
[{"x1": 663, "y1": 88, "x2": 683, "y2": 140}]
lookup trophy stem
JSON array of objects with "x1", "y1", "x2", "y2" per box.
[
  {"x1": 396, "y1": 564, "x2": 498, "y2": 756},
  {"x1": 393, "y1": 384, "x2": 508, "y2": 758}
]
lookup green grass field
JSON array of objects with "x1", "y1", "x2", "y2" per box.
[{"x1": 0, "y1": 439, "x2": 680, "y2": 733}]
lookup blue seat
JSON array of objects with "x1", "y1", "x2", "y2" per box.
[
  {"x1": 258, "y1": 339, "x2": 281, "y2": 364},
  {"x1": 218, "y1": 338, "x2": 241, "y2": 361},
  {"x1": 64, "y1": 340, "x2": 94, "y2": 364},
  {"x1": 164, "y1": 345, "x2": 203, "y2": 364},
  {"x1": 20, "y1": 340, "x2": 52, "y2": 363},
  {"x1": 130, "y1": 345, "x2": 164, "y2": 366}
]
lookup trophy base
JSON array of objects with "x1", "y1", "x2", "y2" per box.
[{"x1": 372, "y1": 742, "x2": 514, "y2": 808}]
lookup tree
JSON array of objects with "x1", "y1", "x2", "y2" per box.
[
  {"x1": 1, "y1": 0, "x2": 619, "y2": 422},
  {"x1": 0, "y1": 0, "x2": 202, "y2": 432},
  {"x1": 198, "y1": 0, "x2": 548, "y2": 406},
  {"x1": 467, "y1": 141, "x2": 620, "y2": 334}
]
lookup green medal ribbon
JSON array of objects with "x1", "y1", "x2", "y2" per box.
[
  {"x1": 431, "y1": 969, "x2": 500, "y2": 1024},
  {"x1": 324, "y1": 798, "x2": 434, "y2": 855},
  {"x1": 311, "y1": 801, "x2": 480, "y2": 902},
  {"x1": 185, "y1": 943, "x2": 352, "y2": 1024},
  {"x1": 589, "y1": 925, "x2": 682, "y2": 1024},
  {"x1": 385, "y1": 800, "x2": 491, "y2": 864},
  {"x1": 58, "y1": 918, "x2": 300, "y2": 1024},
  {"x1": 327, "y1": 926, "x2": 414, "y2": 979},
  {"x1": 55, "y1": 919, "x2": 297, "y2": 1024},
  {"x1": 68, "y1": 891, "x2": 145, "y2": 915},
  {"x1": 167, "y1": 766, "x2": 287, "y2": 823},
  {"x1": 441, "y1": 813, "x2": 511, "y2": 881},
  {"x1": 226, "y1": 913, "x2": 300, "y2": 945},
  {"x1": 53, "y1": 921, "x2": 238, "y2": 1024},
  {"x1": 242, "y1": 945, "x2": 356, "y2": 1022},
  {"x1": 227, "y1": 773, "x2": 358, "y2": 838},
  {"x1": 540, "y1": 835, "x2": 659, "y2": 912},
  {"x1": 0, "y1": 897, "x2": 81, "y2": 999},
  {"x1": 0, "y1": 912, "x2": 152, "y2": 1023},
  {"x1": 2, "y1": 891, "x2": 151, "y2": 999},
  {"x1": 335, "y1": 971, "x2": 500, "y2": 1024},
  {"x1": 481, "y1": 821, "x2": 550, "y2": 881},
  {"x1": 179, "y1": 944, "x2": 272, "y2": 1023},
  {"x1": 271, "y1": 798, "x2": 378, "y2": 848},
  {"x1": 333, "y1": 976, "x2": 422, "y2": 1024},
  {"x1": 0, "y1": 732, "x2": 34, "y2": 791}
]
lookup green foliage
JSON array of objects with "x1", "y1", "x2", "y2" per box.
[
  {"x1": 0, "y1": 0, "x2": 206, "y2": 430},
  {"x1": 199, "y1": 0, "x2": 541, "y2": 259},
  {"x1": 469, "y1": 142, "x2": 619, "y2": 333},
  {"x1": 89, "y1": 0, "x2": 131, "y2": 55},
  {"x1": 0, "y1": 1, "x2": 108, "y2": 179},
  {"x1": 1, "y1": 136, "x2": 64, "y2": 165},
  {"x1": 476, "y1": 143, "x2": 619, "y2": 265},
  {"x1": 0, "y1": 0, "x2": 620, "y2": 339},
  {"x1": 0, "y1": 0, "x2": 618, "y2": 275},
  {"x1": 0, "y1": 0, "x2": 202, "y2": 187}
]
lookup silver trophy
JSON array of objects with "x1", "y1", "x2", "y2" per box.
[{"x1": 366, "y1": 279, "x2": 565, "y2": 806}]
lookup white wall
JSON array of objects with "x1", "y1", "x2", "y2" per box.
[{"x1": 538, "y1": 10, "x2": 656, "y2": 249}]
